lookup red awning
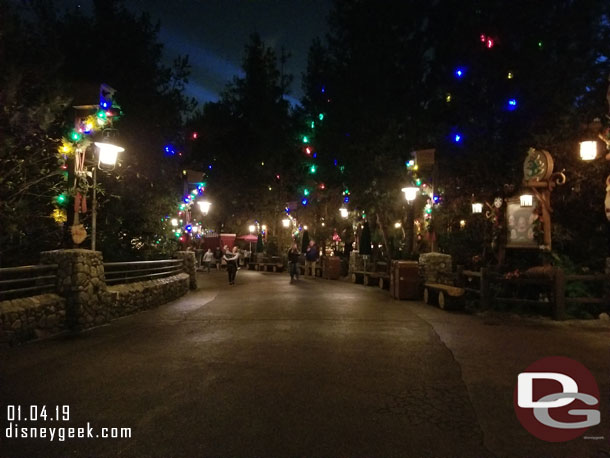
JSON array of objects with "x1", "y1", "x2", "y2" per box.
[{"x1": 236, "y1": 234, "x2": 258, "y2": 242}]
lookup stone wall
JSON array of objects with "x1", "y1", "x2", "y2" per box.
[
  {"x1": 40, "y1": 249, "x2": 110, "y2": 330},
  {"x1": 418, "y1": 252, "x2": 453, "y2": 285},
  {"x1": 1, "y1": 250, "x2": 195, "y2": 345},
  {"x1": 0, "y1": 294, "x2": 66, "y2": 344},
  {"x1": 108, "y1": 273, "x2": 189, "y2": 318},
  {"x1": 175, "y1": 251, "x2": 197, "y2": 289}
]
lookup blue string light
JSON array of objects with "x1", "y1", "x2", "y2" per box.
[
  {"x1": 455, "y1": 67, "x2": 465, "y2": 78},
  {"x1": 507, "y1": 98, "x2": 518, "y2": 111}
]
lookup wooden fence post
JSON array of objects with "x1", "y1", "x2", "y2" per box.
[
  {"x1": 455, "y1": 265, "x2": 464, "y2": 287},
  {"x1": 480, "y1": 267, "x2": 491, "y2": 309},
  {"x1": 553, "y1": 267, "x2": 566, "y2": 321}
]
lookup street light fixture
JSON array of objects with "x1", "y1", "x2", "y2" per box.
[
  {"x1": 579, "y1": 140, "x2": 598, "y2": 161},
  {"x1": 197, "y1": 200, "x2": 211, "y2": 215},
  {"x1": 402, "y1": 186, "x2": 419, "y2": 256},
  {"x1": 520, "y1": 194, "x2": 534, "y2": 207},
  {"x1": 248, "y1": 224, "x2": 256, "y2": 233},
  {"x1": 402, "y1": 186, "x2": 419, "y2": 202},
  {"x1": 94, "y1": 141, "x2": 124, "y2": 168}
]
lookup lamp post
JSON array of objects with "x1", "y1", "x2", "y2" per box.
[
  {"x1": 90, "y1": 140, "x2": 123, "y2": 251},
  {"x1": 69, "y1": 88, "x2": 123, "y2": 251},
  {"x1": 401, "y1": 186, "x2": 419, "y2": 255},
  {"x1": 579, "y1": 127, "x2": 610, "y2": 267},
  {"x1": 522, "y1": 147, "x2": 566, "y2": 250}
]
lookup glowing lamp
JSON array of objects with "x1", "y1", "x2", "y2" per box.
[
  {"x1": 339, "y1": 207, "x2": 348, "y2": 218},
  {"x1": 460, "y1": 220, "x2": 466, "y2": 228},
  {"x1": 472, "y1": 203, "x2": 483, "y2": 214},
  {"x1": 197, "y1": 200, "x2": 211, "y2": 215},
  {"x1": 282, "y1": 218, "x2": 290, "y2": 228},
  {"x1": 95, "y1": 141, "x2": 123, "y2": 166},
  {"x1": 171, "y1": 218, "x2": 178, "y2": 227},
  {"x1": 401, "y1": 187, "x2": 419, "y2": 202},
  {"x1": 303, "y1": 225, "x2": 308, "y2": 230},
  {"x1": 394, "y1": 222, "x2": 402, "y2": 228},
  {"x1": 249, "y1": 225, "x2": 256, "y2": 233},
  {"x1": 520, "y1": 194, "x2": 533, "y2": 207},
  {"x1": 579, "y1": 140, "x2": 597, "y2": 161}
]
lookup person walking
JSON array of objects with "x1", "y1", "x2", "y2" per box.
[
  {"x1": 223, "y1": 246, "x2": 238, "y2": 285},
  {"x1": 305, "y1": 240, "x2": 319, "y2": 277},
  {"x1": 213, "y1": 247, "x2": 222, "y2": 270},
  {"x1": 287, "y1": 243, "x2": 300, "y2": 282},
  {"x1": 202, "y1": 248, "x2": 214, "y2": 273}
]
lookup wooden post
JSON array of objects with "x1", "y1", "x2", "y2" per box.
[
  {"x1": 541, "y1": 189, "x2": 552, "y2": 250},
  {"x1": 604, "y1": 258, "x2": 610, "y2": 312},
  {"x1": 480, "y1": 267, "x2": 491, "y2": 309},
  {"x1": 455, "y1": 265, "x2": 464, "y2": 287},
  {"x1": 553, "y1": 267, "x2": 566, "y2": 321}
]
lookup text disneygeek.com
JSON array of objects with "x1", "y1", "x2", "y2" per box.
[{"x1": 4, "y1": 405, "x2": 131, "y2": 442}]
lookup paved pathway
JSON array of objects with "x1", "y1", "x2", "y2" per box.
[{"x1": 1, "y1": 270, "x2": 608, "y2": 457}]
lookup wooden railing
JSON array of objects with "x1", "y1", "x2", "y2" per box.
[
  {"x1": 104, "y1": 259, "x2": 184, "y2": 285},
  {"x1": 0, "y1": 265, "x2": 58, "y2": 300},
  {"x1": 458, "y1": 267, "x2": 610, "y2": 320}
]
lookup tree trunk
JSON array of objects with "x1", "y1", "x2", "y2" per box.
[{"x1": 376, "y1": 212, "x2": 391, "y2": 262}]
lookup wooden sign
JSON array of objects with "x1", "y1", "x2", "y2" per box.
[
  {"x1": 71, "y1": 224, "x2": 87, "y2": 245},
  {"x1": 523, "y1": 148, "x2": 553, "y2": 181}
]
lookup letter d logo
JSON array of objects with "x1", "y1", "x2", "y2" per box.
[{"x1": 513, "y1": 356, "x2": 600, "y2": 442}]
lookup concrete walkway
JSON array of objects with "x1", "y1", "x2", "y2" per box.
[{"x1": 1, "y1": 270, "x2": 608, "y2": 457}]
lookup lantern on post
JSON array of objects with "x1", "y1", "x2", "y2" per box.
[
  {"x1": 197, "y1": 200, "x2": 211, "y2": 215},
  {"x1": 519, "y1": 194, "x2": 533, "y2": 207}
]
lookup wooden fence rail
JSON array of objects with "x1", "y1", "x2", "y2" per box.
[{"x1": 458, "y1": 267, "x2": 610, "y2": 320}]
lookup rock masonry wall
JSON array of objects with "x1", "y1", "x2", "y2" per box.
[{"x1": 0, "y1": 250, "x2": 194, "y2": 345}]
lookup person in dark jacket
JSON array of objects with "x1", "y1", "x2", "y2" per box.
[
  {"x1": 287, "y1": 243, "x2": 300, "y2": 281},
  {"x1": 213, "y1": 247, "x2": 222, "y2": 270},
  {"x1": 305, "y1": 240, "x2": 319, "y2": 277},
  {"x1": 223, "y1": 246, "x2": 238, "y2": 285}
]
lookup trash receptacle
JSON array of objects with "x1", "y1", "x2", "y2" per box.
[
  {"x1": 323, "y1": 256, "x2": 341, "y2": 280},
  {"x1": 391, "y1": 261, "x2": 420, "y2": 299}
]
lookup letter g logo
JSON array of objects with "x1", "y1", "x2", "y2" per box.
[{"x1": 513, "y1": 357, "x2": 601, "y2": 442}]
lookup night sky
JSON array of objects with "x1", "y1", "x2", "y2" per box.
[{"x1": 57, "y1": 0, "x2": 333, "y2": 106}]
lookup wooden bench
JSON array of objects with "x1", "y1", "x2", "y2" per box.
[
  {"x1": 251, "y1": 262, "x2": 284, "y2": 272},
  {"x1": 423, "y1": 282, "x2": 465, "y2": 310},
  {"x1": 299, "y1": 265, "x2": 322, "y2": 277},
  {"x1": 352, "y1": 261, "x2": 390, "y2": 289}
]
